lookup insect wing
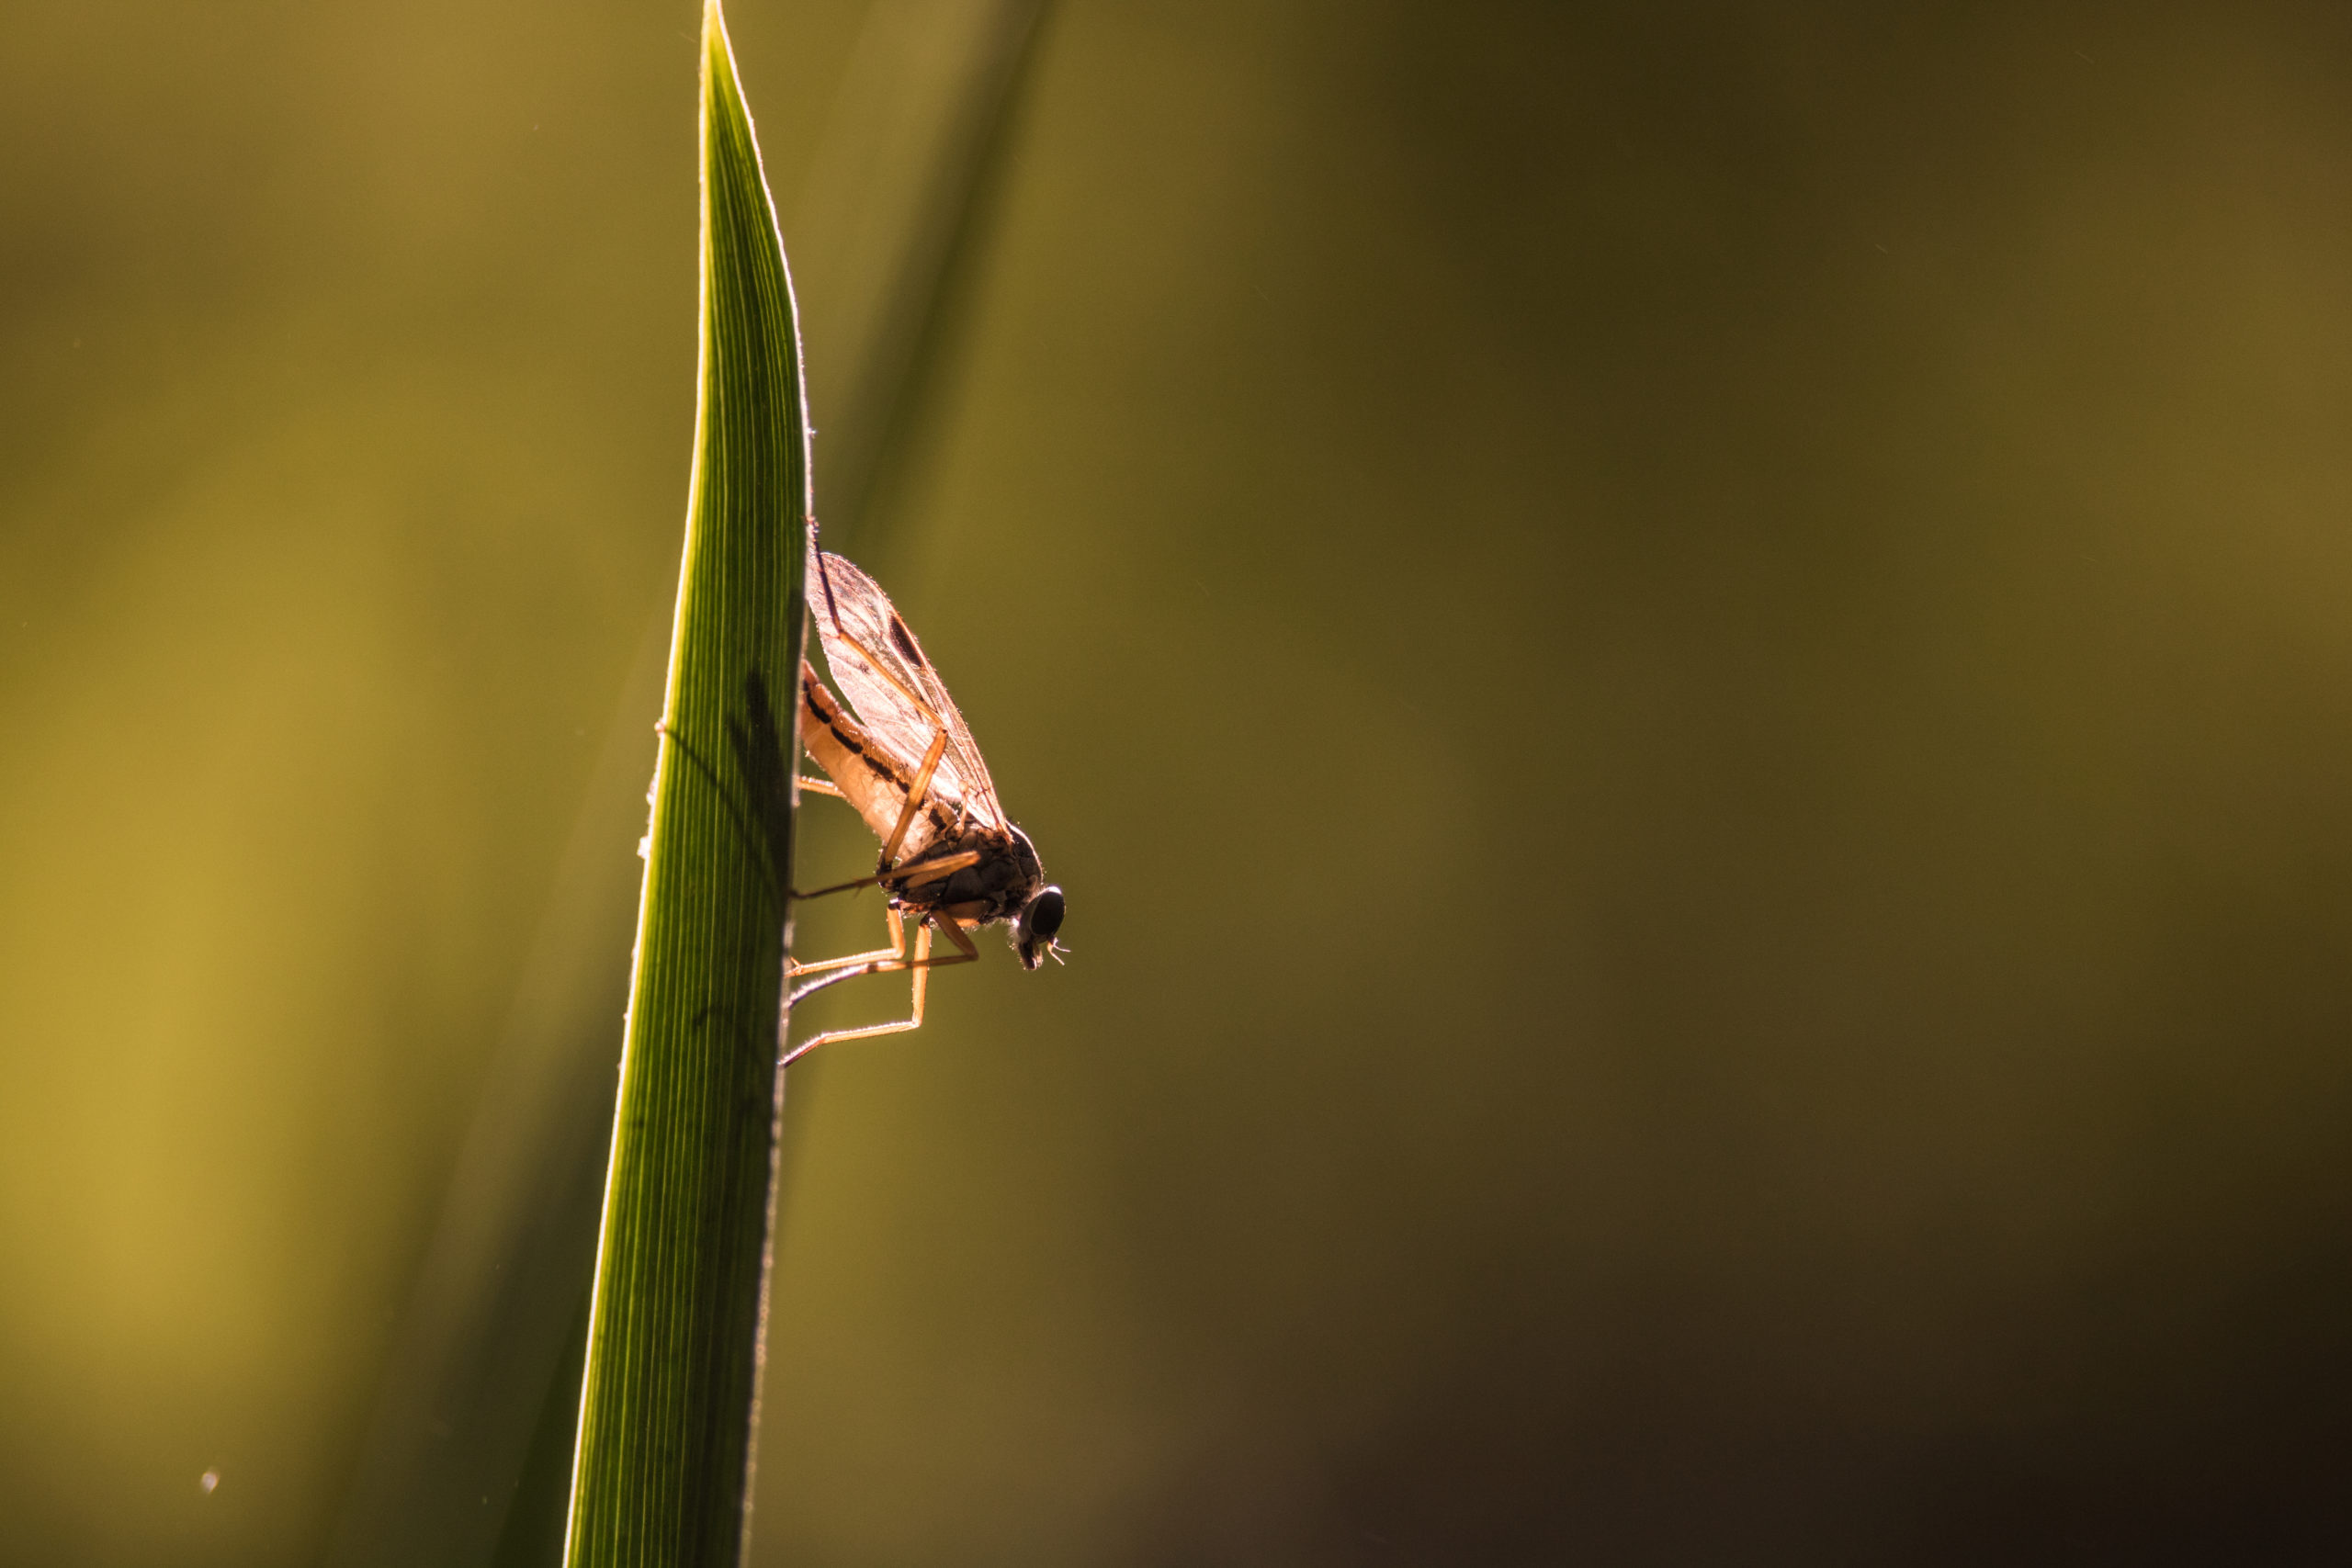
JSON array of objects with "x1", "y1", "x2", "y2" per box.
[{"x1": 807, "y1": 547, "x2": 1007, "y2": 829}]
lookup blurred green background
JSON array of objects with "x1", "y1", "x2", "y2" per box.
[{"x1": 8, "y1": 1, "x2": 2352, "y2": 1562}]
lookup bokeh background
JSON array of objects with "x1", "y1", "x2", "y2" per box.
[{"x1": 8, "y1": 1, "x2": 2352, "y2": 1562}]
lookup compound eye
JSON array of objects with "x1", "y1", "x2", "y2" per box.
[{"x1": 1025, "y1": 886, "x2": 1065, "y2": 941}]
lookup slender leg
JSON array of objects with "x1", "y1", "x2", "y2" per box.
[
  {"x1": 782, "y1": 915, "x2": 980, "y2": 1066},
  {"x1": 789, "y1": 910, "x2": 978, "y2": 996},
  {"x1": 903, "y1": 915, "x2": 979, "y2": 1021},
  {"x1": 786, "y1": 901, "x2": 979, "y2": 985},
  {"x1": 790, "y1": 848, "x2": 979, "y2": 905},
  {"x1": 786, "y1": 904, "x2": 906, "y2": 981},
  {"x1": 797, "y1": 774, "x2": 847, "y2": 799},
  {"x1": 878, "y1": 730, "x2": 949, "y2": 870}
]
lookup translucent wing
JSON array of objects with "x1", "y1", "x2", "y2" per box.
[{"x1": 805, "y1": 544, "x2": 1007, "y2": 831}]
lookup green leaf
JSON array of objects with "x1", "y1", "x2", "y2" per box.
[{"x1": 562, "y1": 5, "x2": 808, "y2": 1562}]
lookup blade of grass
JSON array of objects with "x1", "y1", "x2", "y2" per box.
[
  {"x1": 331, "y1": 6, "x2": 1052, "y2": 1561},
  {"x1": 562, "y1": 5, "x2": 808, "y2": 1563}
]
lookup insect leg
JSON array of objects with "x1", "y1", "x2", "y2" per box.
[
  {"x1": 788, "y1": 908, "x2": 978, "y2": 993},
  {"x1": 789, "y1": 849, "x2": 980, "y2": 904},
  {"x1": 876, "y1": 729, "x2": 950, "y2": 872},
  {"x1": 782, "y1": 915, "x2": 980, "y2": 1066},
  {"x1": 797, "y1": 775, "x2": 847, "y2": 799},
  {"x1": 786, "y1": 903, "x2": 905, "y2": 981}
]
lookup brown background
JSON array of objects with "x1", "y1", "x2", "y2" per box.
[{"x1": 6, "y1": 2, "x2": 2352, "y2": 1562}]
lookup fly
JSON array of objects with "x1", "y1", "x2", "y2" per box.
[{"x1": 783, "y1": 540, "x2": 1064, "y2": 1066}]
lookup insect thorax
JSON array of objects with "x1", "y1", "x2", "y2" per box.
[{"x1": 888, "y1": 824, "x2": 1044, "y2": 927}]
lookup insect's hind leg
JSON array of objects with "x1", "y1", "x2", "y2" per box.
[
  {"x1": 782, "y1": 916, "x2": 979, "y2": 1067},
  {"x1": 786, "y1": 911, "x2": 978, "y2": 998},
  {"x1": 787, "y1": 904, "x2": 908, "y2": 982}
]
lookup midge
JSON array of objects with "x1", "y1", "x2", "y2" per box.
[{"x1": 783, "y1": 542, "x2": 1065, "y2": 1066}]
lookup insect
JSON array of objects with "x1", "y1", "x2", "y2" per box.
[{"x1": 783, "y1": 541, "x2": 1064, "y2": 1066}]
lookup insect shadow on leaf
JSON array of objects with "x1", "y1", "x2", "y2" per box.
[
  {"x1": 658, "y1": 666, "x2": 795, "y2": 920},
  {"x1": 657, "y1": 668, "x2": 802, "y2": 1062}
]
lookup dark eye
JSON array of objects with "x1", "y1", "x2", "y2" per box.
[{"x1": 1025, "y1": 887, "x2": 1065, "y2": 940}]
